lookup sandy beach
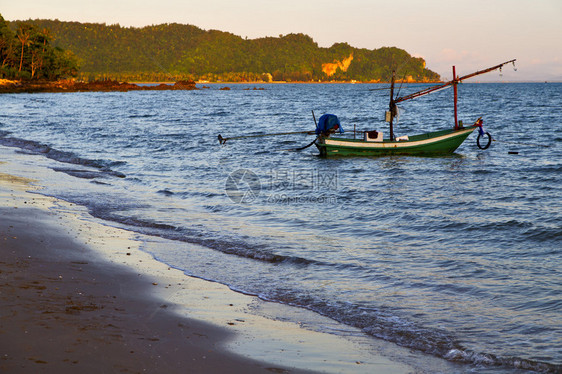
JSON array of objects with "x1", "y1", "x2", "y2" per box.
[
  {"x1": 0, "y1": 148, "x2": 444, "y2": 373},
  {"x1": 0, "y1": 175, "x2": 307, "y2": 373}
]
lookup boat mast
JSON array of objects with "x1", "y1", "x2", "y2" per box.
[
  {"x1": 389, "y1": 71, "x2": 396, "y2": 140},
  {"x1": 453, "y1": 66, "x2": 458, "y2": 129}
]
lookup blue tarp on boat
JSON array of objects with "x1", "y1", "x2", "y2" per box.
[{"x1": 315, "y1": 114, "x2": 344, "y2": 135}]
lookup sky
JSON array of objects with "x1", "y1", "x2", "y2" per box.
[{"x1": 2, "y1": 0, "x2": 562, "y2": 81}]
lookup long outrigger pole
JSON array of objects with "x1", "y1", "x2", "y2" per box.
[
  {"x1": 218, "y1": 130, "x2": 314, "y2": 144},
  {"x1": 387, "y1": 59, "x2": 515, "y2": 132},
  {"x1": 394, "y1": 59, "x2": 516, "y2": 104}
]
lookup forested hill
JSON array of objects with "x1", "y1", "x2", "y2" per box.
[{"x1": 10, "y1": 19, "x2": 440, "y2": 83}]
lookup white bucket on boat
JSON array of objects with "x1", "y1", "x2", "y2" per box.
[{"x1": 364, "y1": 131, "x2": 383, "y2": 142}]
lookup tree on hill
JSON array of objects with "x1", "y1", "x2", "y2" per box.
[
  {"x1": 0, "y1": 15, "x2": 16, "y2": 73},
  {"x1": 16, "y1": 24, "x2": 32, "y2": 72},
  {"x1": 0, "y1": 14, "x2": 79, "y2": 80}
]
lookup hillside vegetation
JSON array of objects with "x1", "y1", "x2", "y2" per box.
[
  {"x1": 6, "y1": 18, "x2": 440, "y2": 83},
  {"x1": 0, "y1": 15, "x2": 78, "y2": 80}
]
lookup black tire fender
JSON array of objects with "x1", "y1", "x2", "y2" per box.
[{"x1": 477, "y1": 132, "x2": 492, "y2": 150}]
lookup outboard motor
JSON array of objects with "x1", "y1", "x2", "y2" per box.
[{"x1": 315, "y1": 114, "x2": 344, "y2": 136}]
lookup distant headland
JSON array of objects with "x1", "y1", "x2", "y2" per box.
[{"x1": 1, "y1": 15, "x2": 440, "y2": 88}]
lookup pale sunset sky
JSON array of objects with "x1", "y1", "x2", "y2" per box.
[{"x1": 3, "y1": 0, "x2": 561, "y2": 81}]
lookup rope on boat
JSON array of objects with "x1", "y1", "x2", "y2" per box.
[
  {"x1": 279, "y1": 136, "x2": 319, "y2": 152},
  {"x1": 278, "y1": 111, "x2": 320, "y2": 151}
]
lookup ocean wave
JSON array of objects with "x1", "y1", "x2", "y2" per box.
[
  {"x1": 90, "y1": 180, "x2": 111, "y2": 186},
  {"x1": 253, "y1": 284, "x2": 561, "y2": 373},
  {"x1": 83, "y1": 206, "x2": 320, "y2": 266},
  {"x1": 520, "y1": 165, "x2": 562, "y2": 174},
  {"x1": 360, "y1": 306, "x2": 559, "y2": 373},
  {"x1": 128, "y1": 113, "x2": 156, "y2": 118},
  {"x1": 209, "y1": 110, "x2": 230, "y2": 116},
  {"x1": 445, "y1": 349, "x2": 560, "y2": 373},
  {"x1": 52, "y1": 167, "x2": 110, "y2": 180},
  {"x1": 523, "y1": 226, "x2": 562, "y2": 242},
  {"x1": 156, "y1": 189, "x2": 175, "y2": 196},
  {"x1": 0, "y1": 133, "x2": 126, "y2": 178}
]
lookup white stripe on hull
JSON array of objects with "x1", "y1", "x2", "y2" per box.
[{"x1": 323, "y1": 128, "x2": 475, "y2": 149}]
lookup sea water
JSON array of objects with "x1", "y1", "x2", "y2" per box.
[{"x1": 1, "y1": 83, "x2": 560, "y2": 372}]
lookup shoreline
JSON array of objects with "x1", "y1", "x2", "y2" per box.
[
  {"x1": 0, "y1": 146, "x2": 452, "y2": 373},
  {"x1": 0, "y1": 79, "x2": 197, "y2": 94}
]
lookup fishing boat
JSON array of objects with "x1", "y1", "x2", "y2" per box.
[{"x1": 315, "y1": 59, "x2": 516, "y2": 157}]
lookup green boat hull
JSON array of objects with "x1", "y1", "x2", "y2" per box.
[{"x1": 316, "y1": 127, "x2": 477, "y2": 157}]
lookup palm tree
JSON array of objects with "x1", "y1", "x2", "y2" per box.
[
  {"x1": 16, "y1": 25, "x2": 31, "y2": 72},
  {"x1": 40, "y1": 28, "x2": 50, "y2": 54}
]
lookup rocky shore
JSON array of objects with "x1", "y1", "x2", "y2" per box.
[{"x1": 0, "y1": 79, "x2": 197, "y2": 94}]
